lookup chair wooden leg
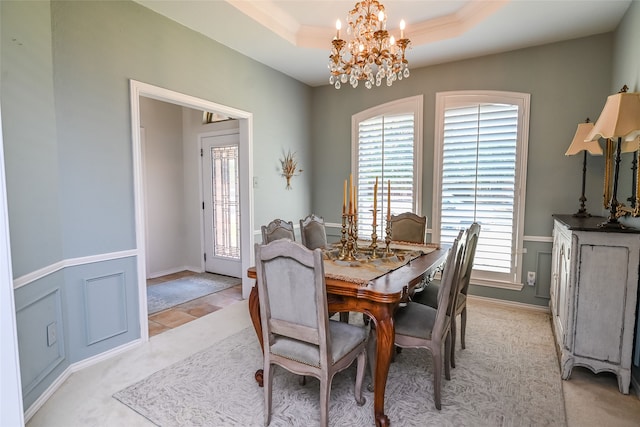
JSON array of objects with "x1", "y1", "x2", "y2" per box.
[
  {"x1": 432, "y1": 351, "x2": 443, "y2": 410},
  {"x1": 366, "y1": 327, "x2": 377, "y2": 392},
  {"x1": 444, "y1": 334, "x2": 452, "y2": 381},
  {"x1": 354, "y1": 351, "x2": 366, "y2": 406},
  {"x1": 340, "y1": 312, "x2": 350, "y2": 323},
  {"x1": 263, "y1": 362, "x2": 273, "y2": 426},
  {"x1": 320, "y1": 375, "x2": 332, "y2": 427},
  {"x1": 460, "y1": 307, "x2": 467, "y2": 349},
  {"x1": 450, "y1": 315, "x2": 457, "y2": 369}
]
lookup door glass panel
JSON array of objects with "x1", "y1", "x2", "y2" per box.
[{"x1": 210, "y1": 145, "x2": 240, "y2": 259}]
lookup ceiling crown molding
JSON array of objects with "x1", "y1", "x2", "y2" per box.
[
  {"x1": 227, "y1": 0, "x2": 509, "y2": 50},
  {"x1": 226, "y1": 0, "x2": 301, "y2": 45},
  {"x1": 410, "y1": 0, "x2": 509, "y2": 44}
]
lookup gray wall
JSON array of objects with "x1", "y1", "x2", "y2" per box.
[
  {"x1": 1, "y1": 1, "x2": 63, "y2": 276},
  {"x1": 2, "y1": 0, "x2": 312, "y2": 410},
  {"x1": 310, "y1": 33, "x2": 614, "y2": 307},
  {"x1": 140, "y1": 97, "x2": 187, "y2": 277}
]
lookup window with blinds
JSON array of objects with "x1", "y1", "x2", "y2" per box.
[
  {"x1": 433, "y1": 91, "x2": 530, "y2": 286},
  {"x1": 352, "y1": 96, "x2": 423, "y2": 240}
]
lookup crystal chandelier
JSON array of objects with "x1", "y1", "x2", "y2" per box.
[{"x1": 329, "y1": 0, "x2": 410, "y2": 89}]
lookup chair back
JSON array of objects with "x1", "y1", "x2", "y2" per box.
[
  {"x1": 390, "y1": 212, "x2": 427, "y2": 243},
  {"x1": 300, "y1": 214, "x2": 328, "y2": 250},
  {"x1": 434, "y1": 230, "x2": 465, "y2": 334},
  {"x1": 458, "y1": 222, "x2": 481, "y2": 296},
  {"x1": 255, "y1": 239, "x2": 330, "y2": 359},
  {"x1": 261, "y1": 219, "x2": 295, "y2": 244}
]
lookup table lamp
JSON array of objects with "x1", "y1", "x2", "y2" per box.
[
  {"x1": 565, "y1": 118, "x2": 603, "y2": 217},
  {"x1": 585, "y1": 85, "x2": 640, "y2": 228},
  {"x1": 621, "y1": 135, "x2": 640, "y2": 211}
]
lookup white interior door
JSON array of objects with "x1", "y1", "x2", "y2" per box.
[{"x1": 201, "y1": 132, "x2": 242, "y2": 277}]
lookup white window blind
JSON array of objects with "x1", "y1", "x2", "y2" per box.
[
  {"x1": 353, "y1": 96, "x2": 422, "y2": 239},
  {"x1": 433, "y1": 91, "x2": 530, "y2": 287},
  {"x1": 441, "y1": 104, "x2": 517, "y2": 273}
]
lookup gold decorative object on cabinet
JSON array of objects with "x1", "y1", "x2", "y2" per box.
[{"x1": 586, "y1": 85, "x2": 640, "y2": 226}]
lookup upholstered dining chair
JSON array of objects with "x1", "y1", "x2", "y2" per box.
[
  {"x1": 412, "y1": 223, "x2": 480, "y2": 368},
  {"x1": 368, "y1": 230, "x2": 464, "y2": 410},
  {"x1": 390, "y1": 212, "x2": 427, "y2": 244},
  {"x1": 300, "y1": 214, "x2": 328, "y2": 250},
  {"x1": 261, "y1": 219, "x2": 295, "y2": 244},
  {"x1": 254, "y1": 239, "x2": 367, "y2": 427}
]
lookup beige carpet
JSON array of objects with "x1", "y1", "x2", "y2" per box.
[{"x1": 114, "y1": 302, "x2": 565, "y2": 426}]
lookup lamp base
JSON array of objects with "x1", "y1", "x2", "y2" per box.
[
  {"x1": 598, "y1": 216, "x2": 626, "y2": 230},
  {"x1": 572, "y1": 209, "x2": 591, "y2": 218}
]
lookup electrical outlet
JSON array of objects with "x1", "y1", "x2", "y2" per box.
[
  {"x1": 527, "y1": 271, "x2": 536, "y2": 286},
  {"x1": 47, "y1": 322, "x2": 57, "y2": 347}
]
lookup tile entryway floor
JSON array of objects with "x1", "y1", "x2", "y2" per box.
[{"x1": 147, "y1": 271, "x2": 243, "y2": 337}]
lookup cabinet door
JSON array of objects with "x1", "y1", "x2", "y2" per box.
[
  {"x1": 556, "y1": 237, "x2": 570, "y2": 341},
  {"x1": 573, "y1": 244, "x2": 628, "y2": 363}
]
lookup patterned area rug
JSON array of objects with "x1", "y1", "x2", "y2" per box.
[
  {"x1": 147, "y1": 273, "x2": 240, "y2": 314},
  {"x1": 115, "y1": 303, "x2": 566, "y2": 426}
]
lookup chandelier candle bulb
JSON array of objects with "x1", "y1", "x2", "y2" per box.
[
  {"x1": 400, "y1": 19, "x2": 405, "y2": 39},
  {"x1": 336, "y1": 19, "x2": 341, "y2": 39}
]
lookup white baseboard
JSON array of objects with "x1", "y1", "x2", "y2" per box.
[
  {"x1": 23, "y1": 366, "x2": 72, "y2": 422},
  {"x1": 468, "y1": 294, "x2": 550, "y2": 313},
  {"x1": 23, "y1": 338, "x2": 142, "y2": 422},
  {"x1": 147, "y1": 266, "x2": 201, "y2": 279}
]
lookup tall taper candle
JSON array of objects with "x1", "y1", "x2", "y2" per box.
[
  {"x1": 387, "y1": 180, "x2": 391, "y2": 221},
  {"x1": 353, "y1": 183, "x2": 357, "y2": 216},
  {"x1": 343, "y1": 179, "x2": 347, "y2": 214},
  {"x1": 373, "y1": 177, "x2": 378, "y2": 226},
  {"x1": 350, "y1": 174, "x2": 354, "y2": 215}
]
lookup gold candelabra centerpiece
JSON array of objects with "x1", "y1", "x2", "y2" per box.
[
  {"x1": 339, "y1": 175, "x2": 393, "y2": 261},
  {"x1": 329, "y1": 0, "x2": 410, "y2": 89}
]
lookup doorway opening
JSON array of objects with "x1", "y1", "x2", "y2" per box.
[{"x1": 129, "y1": 80, "x2": 254, "y2": 341}]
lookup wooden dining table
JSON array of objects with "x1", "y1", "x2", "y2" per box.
[{"x1": 246, "y1": 244, "x2": 449, "y2": 427}]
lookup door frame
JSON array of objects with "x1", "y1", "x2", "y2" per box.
[{"x1": 129, "y1": 80, "x2": 254, "y2": 341}]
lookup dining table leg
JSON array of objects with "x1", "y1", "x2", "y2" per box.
[
  {"x1": 248, "y1": 285, "x2": 265, "y2": 387},
  {"x1": 370, "y1": 304, "x2": 395, "y2": 427}
]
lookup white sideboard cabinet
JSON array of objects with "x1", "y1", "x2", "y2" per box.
[{"x1": 550, "y1": 215, "x2": 640, "y2": 394}]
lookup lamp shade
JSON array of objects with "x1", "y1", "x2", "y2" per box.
[
  {"x1": 565, "y1": 122, "x2": 603, "y2": 156},
  {"x1": 586, "y1": 91, "x2": 640, "y2": 141},
  {"x1": 621, "y1": 135, "x2": 640, "y2": 153}
]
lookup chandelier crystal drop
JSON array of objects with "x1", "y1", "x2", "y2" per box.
[{"x1": 328, "y1": 0, "x2": 410, "y2": 89}]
